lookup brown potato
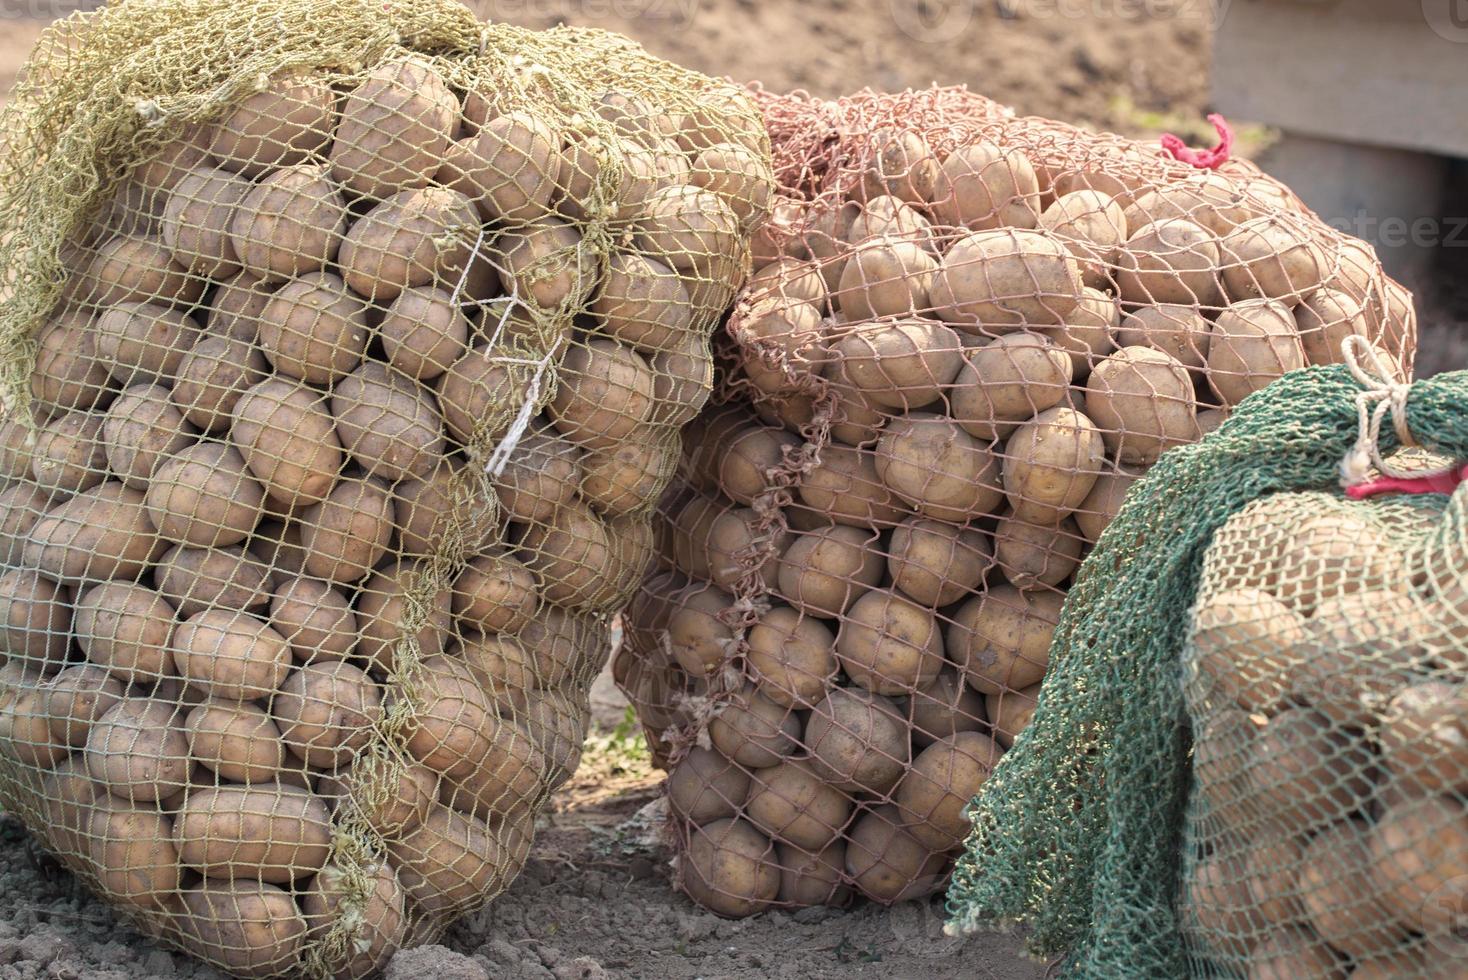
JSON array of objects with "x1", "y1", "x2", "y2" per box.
[
  {"x1": 836, "y1": 237, "x2": 939, "y2": 320},
  {"x1": 716, "y1": 425, "x2": 800, "y2": 508},
  {"x1": 172, "y1": 608, "x2": 293, "y2": 702},
  {"x1": 0, "y1": 483, "x2": 54, "y2": 567},
  {"x1": 301, "y1": 860, "x2": 407, "y2": 980},
  {"x1": 395, "y1": 460, "x2": 485, "y2": 558},
  {"x1": 895, "y1": 731, "x2": 1005, "y2": 849},
  {"x1": 746, "y1": 255, "x2": 826, "y2": 308},
  {"x1": 1220, "y1": 214, "x2": 1326, "y2": 302},
  {"x1": 1371, "y1": 796, "x2": 1468, "y2": 937},
  {"x1": 175, "y1": 783, "x2": 331, "y2": 882},
  {"x1": 458, "y1": 631, "x2": 535, "y2": 703},
  {"x1": 339, "y1": 187, "x2": 480, "y2": 303},
  {"x1": 903, "y1": 669, "x2": 987, "y2": 748},
  {"x1": 88, "y1": 802, "x2": 182, "y2": 910},
  {"x1": 680, "y1": 817, "x2": 780, "y2": 918},
  {"x1": 745, "y1": 758, "x2": 852, "y2": 852},
  {"x1": 887, "y1": 519, "x2": 990, "y2": 608},
  {"x1": 736, "y1": 298, "x2": 826, "y2": 398},
  {"x1": 31, "y1": 410, "x2": 106, "y2": 495},
  {"x1": 828, "y1": 319, "x2": 963, "y2": 411},
  {"x1": 206, "y1": 272, "x2": 276, "y2": 342},
  {"x1": 860, "y1": 128, "x2": 939, "y2": 205},
  {"x1": 85, "y1": 698, "x2": 191, "y2": 803},
  {"x1": 74, "y1": 582, "x2": 176, "y2": 683},
  {"x1": 1252, "y1": 707, "x2": 1376, "y2": 834},
  {"x1": 776, "y1": 524, "x2": 883, "y2": 618},
  {"x1": 319, "y1": 755, "x2": 437, "y2": 837},
  {"x1": 709, "y1": 684, "x2": 801, "y2": 769},
  {"x1": 985, "y1": 684, "x2": 1040, "y2": 747},
  {"x1": 1001, "y1": 406, "x2": 1106, "y2": 524},
  {"x1": 634, "y1": 185, "x2": 740, "y2": 275},
  {"x1": 103, "y1": 384, "x2": 195, "y2": 487},
  {"x1": 747, "y1": 605, "x2": 838, "y2": 707},
  {"x1": 147, "y1": 441, "x2": 265, "y2": 547},
  {"x1": 1117, "y1": 304, "x2": 1211, "y2": 371},
  {"x1": 268, "y1": 576, "x2": 358, "y2": 664},
  {"x1": 992, "y1": 509, "x2": 1084, "y2": 589},
  {"x1": 1294, "y1": 589, "x2": 1434, "y2": 730},
  {"x1": 378, "y1": 285, "x2": 471, "y2": 382},
  {"x1": 1115, "y1": 218, "x2": 1223, "y2": 308},
  {"x1": 328, "y1": 56, "x2": 457, "y2": 199},
  {"x1": 444, "y1": 110, "x2": 560, "y2": 222},
  {"x1": 933, "y1": 228, "x2": 1084, "y2": 328},
  {"x1": 1187, "y1": 850, "x2": 1269, "y2": 949},
  {"x1": 274, "y1": 660, "x2": 382, "y2": 768},
  {"x1": 1074, "y1": 464, "x2": 1144, "y2": 543},
  {"x1": 258, "y1": 272, "x2": 368, "y2": 384},
  {"x1": 875, "y1": 414, "x2": 1003, "y2": 522},
  {"x1": 95, "y1": 301, "x2": 200, "y2": 387},
  {"x1": 1124, "y1": 174, "x2": 1251, "y2": 235},
  {"x1": 805, "y1": 687, "x2": 909, "y2": 795},
  {"x1": 1380, "y1": 682, "x2": 1468, "y2": 792},
  {"x1": 1038, "y1": 286, "x2": 1120, "y2": 379},
  {"x1": 516, "y1": 606, "x2": 596, "y2": 691},
  {"x1": 490, "y1": 429, "x2": 581, "y2": 524},
  {"x1": 1298, "y1": 820, "x2": 1412, "y2": 959},
  {"x1": 0, "y1": 672, "x2": 68, "y2": 768},
  {"x1": 1038, "y1": 189, "x2": 1128, "y2": 287},
  {"x1": 330, "y1": 361, "x2": 445, "y2": 483},
  {"x1": 0, "y1": 568, "x2": 70, "y2": 669},
  {"x1": 847, "y1": 195, "x2": 934, "y2": 250},
  {"x1": 298, "y1": 475, "x2": 395, "y2": 583},
  {"x1": 177, "y1": 881, "x2": 307, "y2": 980},
  {"x1": 495, "y1": 218, "x2": 596, "y2": 311},
  {"x1": 185, "y1": 700, "x2": 287, "y2": 783},
  {"x1": 665, "y1": 582, "x2": 736, "y2": 678},
  {"x1": 43, "y1": 664, "x2": 125, "y2": 748},
  {"x1": 1190, "y1": 589, "x2": 1304, "y2": 714},
  {"x1": 548, "y1": 339, "x2": 655, "y2": 451},
  {"x1": 951, "y1": 333, "x2": 1074, "y2": 441},
  {"x1": 134, "y1": 125, "x2": 210, "y2": 197},
  {"x1": 519, "y1": 499, "x2": 620, "y2": 609},
  {"x1": 581, "y1": 440, "x2": 675, "y2": 517},
  {"x1": 231, "y1": 378, "x2": 344, "y2": 508},
  {"x1": 1085, "y1": 346, "x2": 1199, "y2": 465},
  {"x1": 593, "y1": 252, "x2": 695, "y2": 352},
  {"x1": 845, "y1": 804, "x2": 947, "y2": 905},
  {"x1": 30, "y1": 311, "x2": 113, "y2": 416},
  {"x1": 691, "y1": 142, "x2": 773, "y2": 227},
  {"x1": 930, "y1": 141, "x2": 1041, "y2": 230},
  {"x1": 208, "y1": 70, "x2": 334, "y2": 177},
  {"x1": 668, "y1": 746, "x2": 749, "y2": 825},
  {"x1": 155, "y1": 543, "x2": 270, "y2": 618},
  {"x1": 836, "y1": 588, "x2": 945, "y2": 695},
  {"x1": 700, "y1": 504, "x2": 787, "y2": 593},
  {"x1": 0, "y1": 418, "x2": 34, "y2": 481},
  {"x1": 160, "y1": 166, "x2": 249, "y2": 278},
  {"x1": 797, "y1": 445, "x2": 905, "y2": 528},
  {"x1": 452, "y1": 552, "x2": 536, "y2": 635},
  {"x1": 229, "y1": 163, "x2": 347, "y2": 280},
  {"x1": 24, "y1": 482, "x2": 163, "y2": 583},
  {"x1": 388, "y1": 804, "x2": 506, "y2": 919},
  {"x1": 355, "y1": 559, "x2": 453, "y2": 672},
  {"x1": 1295, "y1": 287, "x2": 1371, "y2": 367},
  {"x1": 950, "y1": 585, "x2": 1062, "y2": 695},
  {"x1": 76, "y1": 234, "x2": 204, "y2": 308},
  {"x1": 435, "y1": 345, "x2": 537, "y2": 446},
  {"x1": 777, "y1": 842, "x2": 852, "y2": 908},
  {"x1": 401, "y1": 656, "x2": 502, "y2": 781},
  {"x1": 1206, "y1": 299, "x2": 1305, "y2": 407}
]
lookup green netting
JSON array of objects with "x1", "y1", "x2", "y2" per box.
[{"x1": 945, "y1": 356, "x2": 1468, "y2": 977}]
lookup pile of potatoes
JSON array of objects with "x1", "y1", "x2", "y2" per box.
[
  {"x1": 1183, "y1": 490, "x2": 1468, "y2": 978},
  {"x1": 0, "y1": 49, "x2": 768, "y2": 979},
  {"x1": 615, "y1": 117, "x2": 1417, "y2": 919}
]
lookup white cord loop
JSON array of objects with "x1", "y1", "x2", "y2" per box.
[{"x1": 1339, "y1": 335, "x2": 1448, "y2": 487}]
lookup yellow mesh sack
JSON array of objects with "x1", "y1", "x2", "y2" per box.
[{"x1": 0, "y1": 1, "x2": 770, "y2": 976}]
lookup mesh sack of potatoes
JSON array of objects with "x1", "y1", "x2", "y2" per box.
[
  {"x1": 1180, "y1": 479, "x2": 1468, "y2": 978},
  {"x1": 0, "y1": 1, "x2": 770, "y2": 976},
  {"x1": 614, "y1": 85, "x2": 1419, "y2": 920}
]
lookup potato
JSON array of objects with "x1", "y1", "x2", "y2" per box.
[
  {"x1": 1038, "y1": 189, "x2": 1128, "y2": 287},
  {"x1": 300, "y1": 860, "x2": 406, "y2": 980},
  {"x1": 0, "y1": 418, "x2": 33, "y2": 482},
  {"x1": 836, "y1": 236, "x2": 939, "y2": 320},
  {"x1": 777, "y1": 842, "x2": 852, "y2": 908},
  {"x1": 1037, "y1": 287, "x2": 1119, "y2": 379},
  {"x1": 0, "y1": 672, "x2": 68, "y2": 767},
  {"x1": 635, "y1": 185, "x2": 741, "y2": 276},
  {"x1": 31, "y1": 410, "x2": 106, "y2": 495},
  {"x1": 355, "y1": 559, "x2": 453, "y2": 672},
  {"x1": 88, "y1": 802, "x2": 182, "y2": 911},
  {"x1": 1294, "y1": 589, "x2": 1434, "y2": 730},
  {"x1": 903, "y1": 669, "x2": 987, "y2": 747},
  {"x1": 330, "y1": 361, "x2": 446, "y2": 483},
  {"x1": 24, "y1": 482, "x2": 163, "y2": 583},
  {"x1": 204, "y1": 68, "x2": 331, "y2": 173},
  {"x1": 85, "y1": 698, "x2": 191, "y2": 803},
  {"x1": 668, "y1": 746, "x2": 749, "y2": 825},
  {"x1": 702, "y1": 503, "x2": 788, "y2": 593},
  {"x1": 986, "y1": 684, "x2": 1040, "y2": 747},
  {"x1": 1117, "y1": 304, "x2": 1211, "y2": 371},
  {"x1": 929, "y1": 140, "x2": 1041, "y2": 230},
  {"x1": 578, "y1": 441, "x2": 672, "y2": 518},
  {"x1": 1220, "y1": 214, "x2": 1325, "y2": 302},
  {"x1": 437, "y1": 715, "x2": 546, "y2": 819},
  {"x1": 134, "y1": 125, "x2": 210, "y2": 198},
  {"x1": 147, "y1": 441, "x2": 265, "y2": 548},
  {"x1": 1379, "y1": 682, "x2": 1468, "y2": 792},
  {"x1": 1240, "y1": 832, "x2": 1306, "y2": 926},
  {"x1": 797, "y1": 446, "x2": 905, "y2": 528},
  {"x1": 392, "y1": 461, "x2": 483, "y2": 559},
  {"x1": 665, "y1": 582, "x2": 736, "y2": 678},
  {"x1": 401, "y1": 650, "x2": 511, "y2": 782},
  {"x1": 1001, "y1": 407, "x2": 1106, "y2": 525},
  {"x1": 231, "y1": 378, "x2": 344, "y2": 508},
  {"x1": 673, "y1": 817, "x2": 780, "y2": 919},
  {"x1": 847, "y1": 195, "x2": 934, "y2": 250},
  {"x1": 993, "y1": 509, "x2": 1083, "y2": 589},
  {"x1": 176, "y1": 783, "x2": 330, "y2": 882},
  {"x1": 895, "y1": 731, "x2": 1005, "y2": 849},
  {"x1": 709, "y1": 684, "x2": 801, "y2": 769},
  {"x1": 744, "y1": 758, "x2": 852, "y2": 852},
  {"x1": 76, "y1": 234, "x2": 204, "y2": 308},
  {"x1": 184, "y1": 700, "x2": 287, "y2": 784},
  {"x1": 1372, "y1": 796, "x2": 1468, "y2": 936},
  {"x1": 1297, "y1": 820, "x2": 1413, "y2": 959},
  {"x1": 0, "y1": 567, "x2": 70, "y2": 670},
  {"x1": 363, "y1": 292, "x2": 470, "y2": 389},
  {"x1": 95, "y1": 301, "x2": 199, "y2": 386},
  {"x1": 244, "y1": 577, "x2": 345, "y2": 666},
  {"x1": 1292, "y1": 287, "x2": 1369, "y2": 368},
  {"x1": 949, "y1": 333, "x2": 1073, "y2": 443},
  {"x1": 1187, "y1": 851, "x2": 1269, "y2": 948},
  {"x1": 806, "y1": 687, "x2": 909, "y2": 795},
  {"x1": 480, "y1": 432, "x2": 576, "y2": 528},
  {"x1": 828, "y1": 319, "x2": 963, "y2": 411},
  {"x1": 861, "y1": 128, "x2": 939, "y2": 205},
  {"x1": 39, "y1": 664, "x2": 124, "y2": 750},
  {"x1": 1085, "y1": 346, "x2": 1199, "y2": 465},
  {"x1": 736, "y1": 298, "x2": 826, "y2": 397},
  {"x1": 296, "y1": 475, "x2": 394, "y2": 584},
  {"x1": 1124, "y1": 173, "x2": 1251, "y2": 235},
  {"x1": 98, "y1": 386, "x2": 192, "y2": 489},
  {"x1": 1115, "y1": 218, "x2": 1223, "y2": 308},
  {"x1": 30, "y1": 311, "x2": 113, "y2": 416},
  {"x1": 274, "y1": 660, "x2": 382, "y2": 768},
  {"x1": 747, "y1": 255, "x2": 826, "y2": 309},
  {"x1": 836, "y1": 588, "x2": 944, "y2": 696},
  {"x1": 845, "y1": 804, "x2": 947, "y2": 904},
  {"x1": 713, "y1": 424, "x2": 798, "y2": 507},
  {"x1": 445, "y1": 110, "x2": 559, "y2": 222},
  {"x1": 229, "y1": 163, "x2": 347, "y2": 280},
  {"x1": 389, "y1": 804, "x2": 505, "y2": 919},
  {"x1": 1267, "y1": 511, "x2": 1398, "y2": 614},
  {"x1": 328, "y1": 56, "x2": 456, "y2": 198},
  {"x1": 1348, "y1": 949, "x2": 1454, "y2": 980},
  {"x1": 177, "y1": 880, "x2": 308, "y2": 978},
  {"x1": 256, "y1": 272, "x2": 368, "y2": 384},
  {"x1": 1071, "y1": 463, "x2": 1141, "y2": 543},
  {"x1": 160, "y1": 166, "x2": 249, "y2": 278},
  {"x1": 171, "y1": 607, "x2": 293, "y2": 702},
  {"x1": 744, "y1": 605, "x2": 836, "y2": 708},
  {"x1": 1188, "y1": 588, "x2": 1304, "y2": 713},
  {"x1": 339, "y1": 187, "x2": 480, "y2": 303},
  {"x1": 72, "y1": 583, "x2": 173, "y2": 684},
  {"x1": 450, "y1": 552, "x2": 535, "y2": 636},
  {"x1": 1206, "y1": 299, "x2": 1306, "y2": 407},
  {"x1": 1252, "y1": 707, "x2": 1375, "y2": 833},
  {"x1": 805, "y1": 201, "x2": 861, "y2": 292},
  {"x1": 875, "y1": 414, "x2": 1003, "y2": 522},
  {"x1": 456, "y1": 632, "x2": 534, "y2": 703},
  {"x1": 0, "y1": 483, "x2": 54, "y2": 568},
  {"x1": 495, "y1": 218, "x2": 596, "y2": 312},
  {"x1": 592, "y1": 252, "x2": 695, "y2": 353},
  {"x1": 548, "y1": 339, "x2": 655, "y2": 451},
  {"x1": 685, "y1": 141, "x2": 770, "y2": 226},
  {"x1": 519, "y1": 499, "x2": 619, "y2": 609},
  {"x1": 436, "y1": 345, "x2": 537, "y2": 446},
  {"x1": 319, "y1": 755, "x2": 436, "y2": 836},
  {"x1": 155, "y1": 543, "x2": 270, "y2": 619},
  {"x1": 774, "y1": 524, "x2": 881, "y2": 619},
  {"x1": 516, "y1": 606, "x2": 595, "y2": 691},
  {"x1": 950, "y1": 585, "x2": 1062, "y2": 695},
  {"x1": 933, "y1": 228, "x2": 1084, "y2": 328}
]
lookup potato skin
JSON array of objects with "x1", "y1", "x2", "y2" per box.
[
  {"x1": 836, "y1": 589, "x2": 945, "y2": 696},
  {"x1": 94, "y1": 301, "x2": 200, "y2": 387},
  {"x1": 1206, "y1": 299, "x2": 1306, "y2": 407},
  {"x1": 887, "y1": 518, "x2": 991, "y2": 608},
  {"x1": 436, "y1": 345, "x2": 536, "y2": 447},
  {"x1": 330, "y1": 361, "x2": 446, "y2": 483},
  {"x1": 185, "y1": 700, "x2": 287, "y2": 784},
  {"x1": 176, "y1": 881, "x2": 309, "y2": 980},
  {"x1": 231, "y1": 378, "x2": 344, "y2": 508},
  {"x1": 270, "y1": 576, "x2": 358, "y2": 663},
  {"x1": 171, "y1": 608, "x2": 293, "y2": 702},
  {"x1": 805, "y1": 687, "x2": 909, "y2": 795},
  {"x1": 445, "y1": 110, "x2": 560, "y2": 222},
  {"x1": 387, "y1": 803, "x2": 504, "y2": 919},
  {"x1": 746, "y1": 605, "x2": 838, "y2": 707},
  {"x1": 301, "y1": 861, "x2": 408, "y2": 980},
  {"x1": 273, "y1": 660, "x2": 383, "y2": 768},
  {"x1": 844, "y1": 804, "x2": 947, "y2": 905},
  {"x1": 297, "y1": 476, "x2": 396, "y2": 584},
  {"x1": 160, "y1": 166, "x2": 249, "y2": 279},
  {"x1": 24, "y1": 482, "x2": 164, "y2": 584},
  {"x1": 354, "y1": 559, "x2": 453, "y2": 672},
  {"x1": 709, "y1": 684, "x2": 802, "y2": 769},
  {"x1": 680, "y1": 818, "x2": 780, "y2": 919},
  {"x1": 1001, "y1": 407, "x2": 1106, "y2": 524},
  {"x1": 933, "y1": 228, "x2": 1084, "y2": 328},
  {"x1": 30, "y1": 410, "x2": 106, "y2": 496},
  {"x1": 453, "y1": 552, "x2": 537, "y2": 635},
  {"x1": 155, "y1": 543, "x2": 270, "y2": 618},
  {"x1": 744, "y1": 759, "x2": 852, "y2": 851},
  {"x1": 828, "y1": 318, "x2": 963, "y2": 411},
  {"x1": 105, "y1": 383, "x2": 197, "y2": 487},
  {"x1": 74, "y1": 581, "x2": 177, "y2": 683},
  {"x1": 380, "y1": 285, "x2": 471, "y2": 382},
  {"x1": 85, "y1": 698, "x2": 191, "y2": 804},
  {"x1": 43, "y1": 664, "x2": 125, "y2": 747},
  {"x1": 776, "y1": 524, "x2": 883, "y2": 618},
  {"x1": 328, "y1": 56, "x2": 458, "y2": 199},
  {"x1": 0, "y1": 565, "x2": 71, "y2": 670},
  {"x1": 338, "y1": 187, "x2": 480, "y2": 303},
  {"x1": 258, "y1": 272, "x2": 369, "y2": 385},
  {"x1": 894, "y1": 731, "x2": 1005, "y2": 850},
  {"x1": 668, "y1": 747, "x2": 750, "y2": 825},
  {"x1": 875, "y1": 414, "x2": 1004, "y2": 522},
  {"x1": 175, "y1": 783, "x2": 331, "y2": 883},
  {"x1": 31, "y1": 311, "x2": 113, "y2": 417},
  {"x1": 1085, "y1": 346, "x2": 1199, "y2": 465},
  {"x1": 87, "y1": 802, "x2": 183, "y2": 910},
  {"x1": 549, "y1": 339, "x2": 656, "y2": 451},
  {"x1": 949, "y1": 585, "x2": 1063, "y2": 695},
  {"x1": 929, "y1": 140, "x2": 1041, "y2": 230},
  {"x1": 146, "y1": 441, "x2": 265, "y2": 548},
  {"x1": 208, "y1": 70, "x2": 335, "y2": 178}
]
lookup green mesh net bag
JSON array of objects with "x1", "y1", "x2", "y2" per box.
[
  {"x1": 946, "y1": 340, "x2": 1468, "y2": 977},
  {"x1": 0, "y1": 1, "x2": 770, "y2": 977}
]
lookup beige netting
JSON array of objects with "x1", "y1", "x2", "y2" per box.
[
  {"x1": 613, "y1": 85, "x2": 1418, "y2": 919},
  {"x1": 0, "y1": 1, "x2": 770, "y2": 977},
  {"x1": 1181, "y1": 482, "x2": 1468, "y2": 978}
]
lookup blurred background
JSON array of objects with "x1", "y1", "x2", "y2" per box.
[{"x1": 1, "y1": 0, "x2": 1463, "y2": 373}]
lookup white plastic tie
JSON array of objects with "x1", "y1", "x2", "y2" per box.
[{"x1": 1339, "y1": 335, "x2": 1450, "y2": 487}]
